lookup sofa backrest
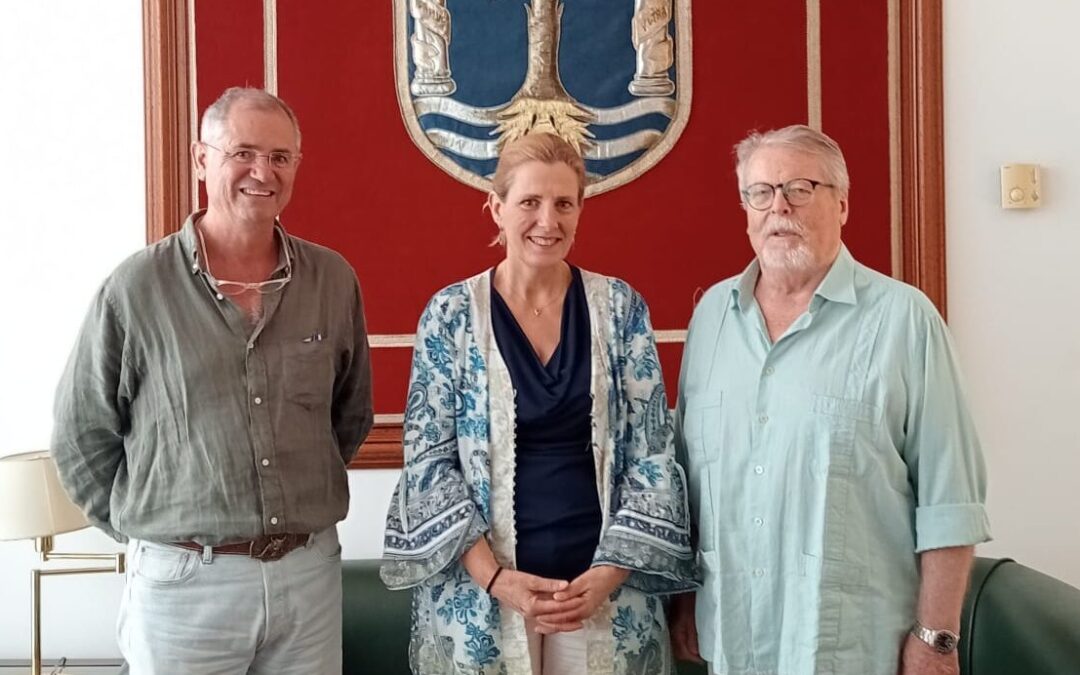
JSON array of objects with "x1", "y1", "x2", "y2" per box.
[
  {"x1": 961, "y1": 557, "x2": 1080, "y2": 675},
  {"x1": 343, "y1": 557, "x2": 1080, "y2": 675},
  {"x1": 342, "y1": 559, "x2": 412, "y2": 675}
]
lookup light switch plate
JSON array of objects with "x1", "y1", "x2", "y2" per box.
[{"x1": 1001, "y1": 164, "x2": 1041, "y2": 209}]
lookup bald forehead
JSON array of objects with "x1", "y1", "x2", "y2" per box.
[
  {"x1": 205, "y1": 101, "x2": 301, "y2": 148},
  {"x1": 218, "y1": 103, "x2": 300, "y2": 149}
]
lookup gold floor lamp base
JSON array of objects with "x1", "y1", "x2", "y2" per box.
[{"x1": 30, "y1": 536, "x2": 125, "y2": 675}]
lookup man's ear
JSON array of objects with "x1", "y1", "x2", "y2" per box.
[
  {"x1": 839, "y1": 195, "x2": 850, "y2": 227},
  {"x1": 190, "y1": 141, "x2": 207, "y2": 181}
]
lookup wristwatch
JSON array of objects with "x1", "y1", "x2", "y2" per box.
[{"x1": 911, "y1": 620, "x2": 960, "y2": 654}]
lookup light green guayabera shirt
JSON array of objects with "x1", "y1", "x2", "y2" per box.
[
  {"x1": 674, "y1": 246, "x2": 990, "y2": 675},
  {"x1": 52, "y1": 212, "x2": 373, "y2": 545}
]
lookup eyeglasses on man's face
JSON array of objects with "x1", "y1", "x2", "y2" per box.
[
  {"x1": 202, "y1": 142, "x2": 302, "y2": 170},
  {"x1": 741, "y1": 178, "x2": 836, "y2": 211}
]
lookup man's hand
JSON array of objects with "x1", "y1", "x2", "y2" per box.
[
  {"x1": 899, "y1": 634, "x2": 959, "y2": 675},
  {"x1": 488, "y1": 569, "x2": 570, "y2": 620},
  {"x1": 669, "y1": 592, "x2": 702, "y2": 663},
  {"x1": 531, "y1": 565, "x2": 631, "y2": 634}
]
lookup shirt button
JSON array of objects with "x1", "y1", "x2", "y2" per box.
[
  {"x1": 269, "y1": 516, "x2": 279, "y2": 525},
  {"x1": 758, "y1": 414, "x2": 768, "y2": 424},
  {"x1": 754, "y1": 465, "x2": 765, "y2": 475},
  {"x1": 261, "y1": 458, "x2": 270, "y2": 467},
  {"x1": 753, "y1": 517, "x2": 764, "y2": 527},
  {"x1": 254, "y1": 396, "x2": 263, "y2": 405},
  {"x1": 754, "y1": 567, "x2": 765, "y2": 577},
  {"x1": 764, "y1": 366, "x2": 775, "y2": 375},
  {"x1": 215, "y1": 293, "x2": 224, "y2": 301}
]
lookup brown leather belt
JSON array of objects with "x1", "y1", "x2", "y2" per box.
[{"x1": 172, "y1": 533, "x2": 310, "y2": 562}]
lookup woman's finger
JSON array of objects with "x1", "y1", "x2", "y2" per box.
[
  {"x1": 523, "y1": 573, "x2": 569, "y2": 594},
  {"x1": 552, "y1": 579, "x2": 591, "y2": 602},
  {"x1": 529, "y1": 595, "x2": 585, "y2": 617}
]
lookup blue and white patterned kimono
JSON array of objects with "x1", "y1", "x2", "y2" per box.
[{"x1": 382, "y1": 268, "x2": 699, "y2": 675}]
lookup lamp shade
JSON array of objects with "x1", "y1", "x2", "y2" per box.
[{"x1": 0, "y1": 451, "x2": 89, "y2": 541}]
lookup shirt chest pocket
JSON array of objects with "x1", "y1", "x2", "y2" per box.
[
  {"x1": 682, "y1": 394, "x2": 724, "y2": 463},
  {"x1": 281, "y1": 337, "x2": 336, "y2": 410},
  {"x1": 811, "y1": 394, "x2": 881, "y2": 425},
  {"x1": 682, "y1": 396, "x2": 725, "y2": 550},
  {"x1": 809, "y1": 393, "x2": 882, "y2": 477}
]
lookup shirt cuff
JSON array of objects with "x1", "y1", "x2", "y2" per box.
[{"x1": 915, "y1": 503, "x2": 992, "y2": 552}]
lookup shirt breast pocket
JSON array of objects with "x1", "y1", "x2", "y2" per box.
[
  {"x1": 682, "y1": 395, "x2": 723, "y2": 550},
  {"x1": 810, "y1": 393, "x2": 882, "y2": 477},
  {"x1": 811, "y1": 394, "x2": 881, "y2": 426},
  {"x1": 282, "y1": 336, "x2": 335, "y2": 410},
  {"x1": 682, "y1": 394, "x2": 723, "y2": 462}
]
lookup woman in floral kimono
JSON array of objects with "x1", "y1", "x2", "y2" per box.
[{"x1": 382, "y1": 133, "x2": 698, "y2": 675}]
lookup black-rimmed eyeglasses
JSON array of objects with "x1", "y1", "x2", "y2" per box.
[
  {"x1": 202, "y1": 142, "x2": 302, "y2": 171},
  {"x1": 741, "y1": 178, "x2": 836, "y2": 211}
]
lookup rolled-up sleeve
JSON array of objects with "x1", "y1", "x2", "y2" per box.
[{"x1": 904, "y1": 303, "x2": 991, "y2": 552}]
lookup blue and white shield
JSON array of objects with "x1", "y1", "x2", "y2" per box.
[{"x1": 393, "y1": 0, "x2": 692, "y2": 196}]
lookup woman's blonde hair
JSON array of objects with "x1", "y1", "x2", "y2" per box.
[{"x1": 488, "y1": 133, "x2": 586, "y2": 246}]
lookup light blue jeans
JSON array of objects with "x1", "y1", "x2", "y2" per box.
[{"x1": 118, "y1": 527, "x2": 342, "y2": 675}]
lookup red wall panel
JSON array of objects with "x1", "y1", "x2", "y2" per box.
[
  {"x1": 821, "y1": 0, "x2": 892, "y2": 274},
  {"x1": 195, "y1": 2, "x2": 893, "y2": 415}
]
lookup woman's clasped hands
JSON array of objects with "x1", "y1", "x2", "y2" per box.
[{"x1": 489, "y1": 565, "x2": 631, "y2": 634}]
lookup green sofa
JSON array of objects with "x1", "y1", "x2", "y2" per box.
[
  {"x1": 342, "y1": 557, "x2": 1080, "y2": 674},
  {"x1": 960, "y1": 557, "x2": 1080, "y2": 674}
]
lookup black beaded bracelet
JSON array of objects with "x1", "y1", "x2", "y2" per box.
[{"x1": 485, "y1": 566, "x2": 504, "y2": 594}]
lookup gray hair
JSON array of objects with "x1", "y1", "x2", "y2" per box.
[
  {"x1": 199, "y1": 86, "x2": 302, "y2": 147},
  {"x1": 734, "y1": 125, "x2": 849, "y2": 198}
]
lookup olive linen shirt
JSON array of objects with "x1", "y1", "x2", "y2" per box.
[
  {"x1": 52, "y1": 212, "x2": 373, "y2": 545},
  {"x1": 675, "y1": 246, "x2": 990, "y2": 675}
]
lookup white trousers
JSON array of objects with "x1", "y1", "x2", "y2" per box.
[
  {"x1": 526, "y1": 619, "x2": 588, "y2": 675},
  {"x1": 118, "y1": 527, "x2": 342, "y2": 675}
]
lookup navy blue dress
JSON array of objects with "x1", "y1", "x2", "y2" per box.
[{"x1": 490, "y1": 266, "x2": 602, "y2": 582}]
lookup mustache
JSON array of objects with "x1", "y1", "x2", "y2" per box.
[{"x1": 764, "y1": 216, "x2": 806, "y2": 237}]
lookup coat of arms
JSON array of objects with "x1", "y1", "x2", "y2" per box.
[{"x1": 393, "y1": 0, "x2": 692, "y2": 196}]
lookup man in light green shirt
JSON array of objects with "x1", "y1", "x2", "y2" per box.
[{"x1": 670, "y1": 125, "x2": 990, "y2": 675}]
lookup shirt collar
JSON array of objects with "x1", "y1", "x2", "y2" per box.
[
  {"x1": 729, "y1": 244, "x2": 857, "y2": 311},
  {"x1": 813, "y1": 244, "x2": 857, "y2": 306},
  {"x1": 180, "y1": 209, "x2": 294, "y2": 277},
  {"x1": 731, "y1": 257, "x2": 762, "y2": 313}
]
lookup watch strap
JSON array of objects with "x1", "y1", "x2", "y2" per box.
[{"x1": 911, "y1": 620, "x2": 960, "y2": 654}]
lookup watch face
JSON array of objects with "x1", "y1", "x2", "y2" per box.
[{"x1": 933, "y1": 631, "x2": 959, "y2": 654}]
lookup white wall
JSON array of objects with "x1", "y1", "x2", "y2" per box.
[
  {"x1": 944, "y1": 2, "x2": 1080, "y2": 589},
  {"x1": 0, "y1": 1, "x2": 145, "y2": 661},
  {"x1": 2, "y1": 0, "x2": 1077, "y2": 662}
]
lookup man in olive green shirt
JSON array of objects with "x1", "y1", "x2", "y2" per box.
[
  {"x1": 670, "y1": 126, "x2": 990, "y2": 675},
  {"x1": 52, "y1": 87, "x2": 373, "y2": 674}
]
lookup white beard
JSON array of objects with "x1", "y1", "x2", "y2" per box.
[{"x1": 757, "y1": 216, "x2": 815, "y2": 271}]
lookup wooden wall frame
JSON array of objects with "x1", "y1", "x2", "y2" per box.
[
  {"x1": 898, "y1": 0, "x2": 947, "y2": 317},
  {"x1": 142, "y1": 0, "x2": 947, "y2": 470},
  {"x1": 143, "y1": 0, "x2": 193, "y2": 243}
]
